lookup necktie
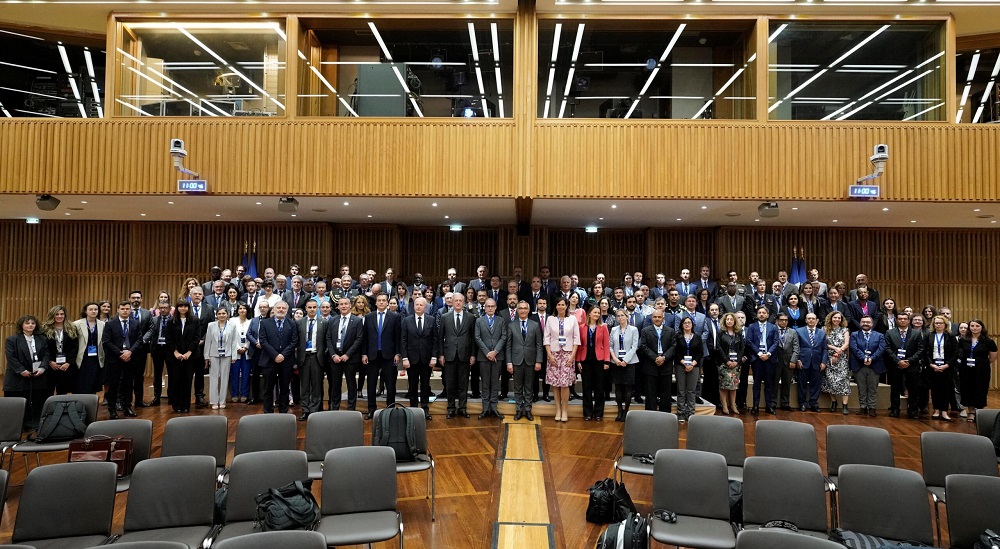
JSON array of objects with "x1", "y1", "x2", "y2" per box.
[
  {"x1": 417, "y1": 317, "x2": 423, "y2": 332},
  {"x1": 456, "y1": 314, "x2": 462, "y2": 329},
  {"x1": 809, "y1": 329, "x2": 815, "y2": 347},
  {"x1": 308, "y1": 318, "x2": 314, "y2": 341},
  {"x1": 277, "y1": 320, "x2": 282, "y2": 333},
  {"x1": 133, "y1": 310, "x2": 139, "y2": 320},
  {"x1": 122, "y1": 320, "x2": 129, "y2": 345},
  {"x1": 340, "y1": 317, "x2": 348, "y2": 341},
  {"x1": 377, "y1": 312, "x2": 384, "y2": 350},
  {"x1": 521, "y1": 320, "x2": 527, "y2": 338},
  {"x1": 510, "y1": 309, "x2": 515, "y2": 320},
  {"x1": 194, "y1": 306, "x2": 200, "y2": 318}
]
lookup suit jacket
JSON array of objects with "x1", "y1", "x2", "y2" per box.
[
  {"x1": 539, "y1": 279, "x2": 558, "y2": 297},
  {"x1": 204, "y1": 293, "x2": 229, "y2": 310},
  {"x1": 165, "y1": 317, "x2": 200, "y2": 357},
  {"x1": 885, "y1": 327, "x2": 926, "y2": 370},
  {"x1": 529, "y1": 312, "x2": 551, "y2": 331},
  {"x1": 848, "y1": 287, "x2": 882, "y2": 311},
  {"x1": 638, "y1": 323, "x2": 677, "y2": 376},
  {"x1": 795, "y1": 327, "x2": 829, "y2": 370},
  {"x1": 474, "y1": 315, "x2": 508, "y2": 363},
  {"x1": 282, "y1": 290, "x2": 311, "y2": 311},
  {"x1": 129, "y1": 307, "x2": 154, "y2": 348},
  {"x1": 746, "y1": 293, "x2": 779, "y2": 322},
  {"x1": 188, "y1": 302, "x2": 215, "y2": 346},
  {"x1": 363, "y1": 310, "x2": 401, "y2": 360},
  {"x1": 296, "y1": 316, "x2": 328, "y2": 364},
  {"x1": 204, "y1": 321, "x2": 241, "y2": 358},
  {"x1": 506, "y1": 318, "x2": 545, "y2": 367},
  {"x1": 325, "y1": 315, "x2": 363, "y2": 364},
  {"x1": 102, "y1": 316, "x2": 142, "y2": 365},
  {"x1": 672, "y1": 310, "x2": 707, "y2": 335},
  {"x1": 331, "y1": 288, "x2": 359, "y2": 302},
  {"x1": 468, "y1": 278, "x2": 488, "y2": 293},
  {"x1": 575, "y1": 323, "x2": 610, "y2": 363},
  {"x1": 543, "y1": 315, "x2": 581, "y2": 355},
  {"x1": 819, "y1": 300, "x2": 853, "y2": 330},
  {"x1": 846, "y1": 300, "x2": 880, "y2": 332},
  {"x1": 674, "y1": 333, "x2": 705, "y2": 368},
  {"x1": 259, "y1": 316, "x2": 298, "y2": 368},
  {"x1": 715, "y1": 294, "x2": 746, "y2": 315},
  {"x1": 696, "y1": 279, "x2": 718, "y2": 301},
  {"x1": 73, "y1": 318, "x2": 106, "y2": 367},
  {"x1": 701, "y1": 317, "x2": 721, "y2": 358},
  {"x1": 775, "y1": 325, "x2": 800, "y2": 366},
  {"x1": 437, "y1": 310, "x2": 477, "y2": 362},
  {"x1": 609, "y1": 324, "x2": 640, "y2": 365},
  {"x1": 242, "y1": 292, "x2": 263, "y2": 315},
  {"x1": 849, "y1": 330, "x2": 887, "y2": 374},
  {"x1": 745, "y1": 321, "x2": 780, "y2": 364},
  {"x1": 400, "y1": 314, "x2": 438, "y2": 364},
  {"x1": 3, "y1": 333, "x2": 49, "y2": 392}
]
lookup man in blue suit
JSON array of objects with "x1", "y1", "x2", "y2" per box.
[
  {"x1": 362, "y1": 294, "x2": 402, "y2": 419},
  {"x1": 849, "y1": 315, "x2": 887, "y2": 417},
  {"x1": 794, "y1": 313, "x2": 828, "y2": 412},
  {"x1": 745, "y1": 306, "x2": 779, "y2": 415},
  {"x1": 259, "y1": 300, "x2": 298, "y2": 414}
]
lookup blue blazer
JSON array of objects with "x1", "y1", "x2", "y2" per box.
[
  {"x1": 849, "y1": 330, "x2": 887, "y2": 374},
  {"x1": 364, "y1": 309, "x2": 402, "y2": 359},
  {"x1": 745, "y1": 321, "x2": 779, "y2": 364},
  {"x1": 795, "y1": 327, "x2": 829, "y2": 370}
]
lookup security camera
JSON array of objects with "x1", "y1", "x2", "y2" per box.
[
  {"x1": 870, "y1": 144, "x2": 888, "y2": 163},
  {"x1": 856, "y1": 144, "x2": 888, "y2": 183},
  {"x1": 170, "y1": 138, "x2": 187, "y2": 158}
]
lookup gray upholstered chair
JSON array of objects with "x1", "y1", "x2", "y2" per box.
[
  {"x1": 234, "y1": 413, "x2": 297, "y2": 456},
  {"x1": 946, "y1": 474, "x2": 1000, "y2": 549},
  {"x1": 649, "y1": 449, "x2": 736, "y2": 549},
  {"x1": 975, "y1": 409, "x2": 1000, "y2": 464},
  {"x1": 11, "y1": 394, "x2": 99, "y2": 472},
  {"x1": 837, "y1": 464, "x2": 933, "y2": 546},
  {"x1": 315, "y1": 446, "x2": 404, "y2": 549},
  {"x1": 0, "y1": 396, "x2": 26, "y2": 470},
  {"x1": 735, "y1": 529, "x2": 844, "y2": 549},
  {"x1": 160, "y1": 415, "x2": 229, "y2": 479},
  {"x1": 373, "y1": 407, "x2": 435, "y2": 522},
  {"x1": 742, "y1": 456, "x2": 829, "y2": 538},
  {"x1": 921, "y1": 431, "x2": 1000, "y2": 544},
  {"x1": 212, "y1": 530, "x2": 327, "y2": 549},
  {"x1": 83, "y1": 418, "x2": 153, "y2": 492},
  {"x1": 686, "y1": 414, "x2": 746, "y2": 482},
  {"x1": 94, "y1": 542, "x2": 190, "y2": 549},
  {"x1": 305, "y1": 410, "x2": 363, "y2": 480},
  {"x1": 753, "y1": 420, "x2": 818, "y2": 464},
  {"x1": 825, "y1": 424, "x2": 894, "y2": 527},
  {"x1": 115, "y1": 455, "x2": 220, "y2": 547},
  {"x1": 210, "y1": 450, "x2": 310, "y2": 545},
  {"x1": 0, "y1": 468, "x2": 8, "y2": 513},
  {"x1": 11, "y1": 461, "x2": 117, "y2": 549},
  {"x1": 614, "y1": 410, "x2": 679, "y2": 481}
]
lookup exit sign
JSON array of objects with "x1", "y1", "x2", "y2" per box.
[
  {"x1": 178, "y1": 179, "x2": 208, "y2": 192},
  {"x1": 849, "y1": 185, "x2": 880, "y2": 199}
]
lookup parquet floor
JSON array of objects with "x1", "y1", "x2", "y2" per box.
[{"x1": 1, "y1": 378, "x2": 997, "y2": 549}]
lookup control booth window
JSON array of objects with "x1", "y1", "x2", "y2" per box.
[
  {"x1": 114, "y1": 20, "x2": 287, "y2": 117},
  {"x1": 956, "y1": 47, "x2": 1000, "y2": 123},
  {"x1": 767, "y1": 21, "x2": 946, "y2": 121},
  {"x1": 297, "y1": 18, "x2": 514, "y2": 118},
  {"x1": 536, "y1": 20, "x2": 757, "y2": 119}
]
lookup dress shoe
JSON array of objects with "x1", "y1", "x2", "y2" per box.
[
  {"x1": 544, "y1": 396, "x2": 553, "y2": 402},
  {"x1": 124, "y1": 407, "x2": 137, "y2": 417},
  {"x1": 766, "y1": 407, "x2": 776, "y2": 415},
  {"x1": 478, "y1": 411, "x2": 489, "y2": 420},
  {"x1": 532, "y1": 395, "x2": 540, "y2": 403},
  {"x1": 830, "y1": 401, "x2": 838, "y2": 413},
  {"x1": 781, "y1": 405, "x2": 793, "y2": 411},
  {"x1": 298, "y1": 413, "x2": 309, "y2": 421},
  {"x1": 136, "y1": 401, "x2": 151, "y2": 408},
  {"x1": 246, "y1": 398, "x2": 259, "y2": 405},
  {"x1": 425, "y1": 413, "x2": 433, "y2": 421},
  {"x1": 750, "y1": 406, "x2": 759, "y2": 415},
  {"x1": 799, "y1": 405, "x2": 808, "y2": 412},
  {"x1": 195, "y1": 398, "x2": 209, "y2": 407},
  {"x1": 584, "y1": 415, "x2": 592, "y2": 421},
  {"x1": 494, "y1": 411, "x2": 505, "y2": 419},
  {"x1": 376, "y1": 388, "x2": 385, "y2": 397},
  {"x1": 889, "y1": 409, "x2": 900, "y2": 418},
  {"x1": 108, "y1": 409, "x2": 119, "y2": 420},
  {"x1": 364, "y1": 411, "x2": 375, "y2": 420},
  {"x1": 869, "y1": 409, "x2": 877, "y2": 417},
  {"x1": 459, "y1": 410, "x2": 471, "y2": 418},
  {"x1": 810, "y1": 406, "x2": 821, "y2": 413},
  {"x1": 615, "y1": 413, "x2": 624, "y2": 422},
  {"x1": 633, "y1": 396, "x2": 643, "y2": 404},
  {"x1": 115, "y1": 402, "x2": 124, "y2": 411},
  {"x1": 514, "y1": 411, "x2": 523, "y2": 421},
  {"x1": 856, "y1": 407, "x2": 867, "y2": 415},
  {"x1": 151, "y1": 398, "x2": 162, "y2": 406},
  {"x1": 446, "y1": 411, "x2": 455, "y2": 419},
  {"x1": 181, "y1": 408, "x2": 190, "y2": 413},
  {"x1": 908, "y1": 411, "x2": 919, "y2": 419},
  {"x1": 525, "y1": 412, "x2": 534, "y2": 421}
]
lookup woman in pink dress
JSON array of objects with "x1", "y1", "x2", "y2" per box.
[{"x1": 545, "y1": 297, "x2": 581, "y2": 422}]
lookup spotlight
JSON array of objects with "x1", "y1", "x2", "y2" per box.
[
  {"x1": 645, "y1": 52, "x2": 657, "y2": 71},
  {"x1": 278, "y1": 197, "x2": 299, "y2": 212},
  {"x1": 757, "y1": 202, "x2": 779, "y2": 218},
  {"x1": 35, "y1": 194, "x2": 60, "y2": 211},
  {"x1": 430, "y1": 50, "x2": 446, "y2": 70}
]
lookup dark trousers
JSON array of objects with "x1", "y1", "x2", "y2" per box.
[
  {"x1": 367, "y1": 355, "x2": 396, "y2": 411},
  {"x1": 299, "y1": 353, "x2": 324, "y2": 414},
  {"x1": 193, "y1": 351, "x2": 205, "y2": 398},
  {"x1": 500, "y1": 369, "x2": 511, "y2": 398},
  {"x1": 796, "y1": 367, "x2": 823, "y2": 407},
  {"x1": 736, "y1": 360, "x2": 751, "y2": 409},
  {"x1": 167, "y1": 357, "x2": 193, "y2": 411},
  {"x1": 7, "y1": 387, "x2": 47, "y2": 430},
  {"x1": 249, "y1": 362, "x2": 263, "y2": 402},
  {"x1": 603, "y1": 367, "x2": 615, "y2": 401},
  {"x1": 444, "y1": 359, "x2": 470, "y2": 413},
  {"x1": 262, "y1": 363, "x2": 292, "y2": 413},
  {"x1": 893, "y1": 365, "x2": 923, "y2": 414},
  {"x1": 290, "y1": 369, "x2": 301, "y2": 405},
  {"x1": 151, "y1": 345, "x2": 168, "y2": 399},
  {"x1": 927, "y1": 368, "x2": 953, "y2": 411},
  {"x1": 773, "y1": 359, "x2": 794, "y2": 407},
  {"x1": 750, "y1": 359, "x2": 776, "y2": 408},
  {"x1": 633, "y1": 368, "x2": 645, "y2": 399},
  {"x1": 357, "y1": 365, "x2": 367, "y2": 398},
  {"x1": 512, "y1": 363, "x2": 534, "y2": 413},
  {"x1": 119, "y1": 351, "x2": 147, "y2": 406},
  {"x1": 105, "y1": 358, "x2": 130, "y2": 411},
  {"x1": 581, "y1": 359, "x2": 604, "y2": 418},
  {"x1": 532, "y1": 364, "x2": 550, "y2": 399},
  {"x1": 407, "y1": 361, "x2": 432, "y2": 409},
  {"x1": 48, "y1": 365, "x2": 77, "y2": 395},
  {"x1": 329, "y1": 361, "x2": 359, "y2": 410},
  {"x1": 700, "y1": 356, "x2": 720, "y2": 406},
  {"x1": 469, "y1": 362, "x2": 481, "y2": 397},
  {"x1": 645, "y1": 371, "x2": 672, "y2": 412}
]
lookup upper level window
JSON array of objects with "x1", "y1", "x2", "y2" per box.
[{"x1": 956, "y1": 48, "x2": 1000, "y2": 123}]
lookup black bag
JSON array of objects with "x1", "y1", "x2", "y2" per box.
[
  {"x1": 596, "y1": 512, "x2": 649, "y2": 549},
  {"x1": 586, "y1": 478, "x2": 637, "y2": 524},
  {"x1": 829, "y1": 528, "x2": 932, "y2": 548},
  {"x1": 214, "y1": 486, "x2": 228, "y2": 525},
  {"x1": 253, "y1": 480, "x2": 320, "y2": 532},
  {"x1": 729, "y1": 479, "x2": 744, "y2": 526},
  {"x1": 373, "y1": 403, "x2": 425, "y2": 462},
  {"x1": 975, "y1": 529, "x2": 1000, "y2": 549},
  {"x1": 990, "y1": 413, "x2": 1000, "y2": 458},
  {"x1": 35, "y1": 400, "x2": 88, "y2": 442}
]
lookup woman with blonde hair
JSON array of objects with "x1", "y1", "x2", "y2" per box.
[{"x1": 41, "y1": 304, "x2": 80, "y2": 395}]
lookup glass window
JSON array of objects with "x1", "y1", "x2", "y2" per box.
[
  {"x1": 768, "y1": 21, "x2": 945, "y2": 121},
  {"x1": 956, "y1": 48, "x2": 1000, "y2": 123},
  {"x1": 115, "y1": 21, "x2": 287, "y2": 117},
  {"x1": 537, "y1": 20, "x2": 757, "y2": 119},
  {"x1": 0, "y1": 27, "x2": 105, "y2": 118},
  {"x1": 297, "y1": 18, "x2": 513, "y2": 118}
]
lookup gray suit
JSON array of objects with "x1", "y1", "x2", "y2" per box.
[
  {"x1": 715, "y1": 294, "x2": 746, "y2": 315},
  {"x1": 773, "y1": 325, "x2": 800, "y2": 408},
  {"x1": 296, "y1": 316, "x2": 328, "y2": 414},
  {"x1": 437, "y1": 310, "x2": 477, "y2": 414},
  {"x1": 475, "y1": 315, "x2": 508, "y2": 413},
  {"x1": 506, "y1": 318, "x2": 545, "y2": 413}
]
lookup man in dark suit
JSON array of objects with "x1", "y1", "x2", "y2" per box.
[
  {"x1": 362, "y1": 294, "x2": 401, "y2": 419},
  {"x1": 401, "y1": 297, "x2": 438, "y2": 419},
  {"x1": 639, "y1": 310, "x2": 676, "y2": 412},
  {"x1": 847, "y1": 288, "x2": 879, "y2": 332},
  {"x1": 538, "y1": 266, "x2": 557, "y2": 297},
  {"x1": 149, "y1": 301, "x2": 172, "y2": 404},
  {"x1": 772, "y1": 313, "x2": 800, "y2": 411},
  {"x1": 818, "y1": 287, "x2": 852, "y2": 330},
  {"x1": 244, "y1": 301, "x2": 270, "y2": 405},
  {"x1": 747, "y1": 280, "x2": 779, "y2": 322},
  {"x1": 469, "y1": 265, "x2": 489, "y2": 293},
  {"x1": 283, "y1": 275, "x2": 311, "y2": 312},
  {"x1": 506, "y1": 301, "x2": 544, "y2": 421},
  {"x1": 437, "y1": 294, "x2": 477, "y2": 419},
  {"x1": 849, "y1": 315, "x2": 887, "y2": 417},
  {"x1": 695, "y1": 265, "x2": 718, "y2": 301},
  {"x1": 296, "y1": 300, "x2": 327, "y2": 421},
  {"x1": 123, "y1": 289, "x2": 154, "y2": 409},
  {"x1": 187, "y1": 287, "x2": 214, "y2": 407},
  {"x1": 474, "y1": 299, "x2": 508, "y2": 419},
  {"x1": 101, "y1": 301, "x2": 142, "y2": 419},
  {"x1": 241, "y1": 279, "x2": 262, "y2": 317},
  {"x1": 794, "y1": 313, "x2": 828, "y2": 412},
  {"x1": 884, "y1": 312, "x2": 926, "y2": 418},
  {"x1": 325, "y1": 296, "x2": 363, "y2": 410},
  {"x1": 204, "y1": 280, "x2": 228, "y2": 310},
  {"x1": 529, "y1": 298, "x2": 551, "y2": 403},
  {"x1": 848, "y1": 274, "x2": 881, "y2": 311},
  {"x1": 715, "y1": 282, "x2": 746, "y2": 315},
  {"x1": 745, "y1": 306, "x2": 780, "y2": 415},
  {"x1": 259, "y1": 300, "x2": 298, "y2": 414}
]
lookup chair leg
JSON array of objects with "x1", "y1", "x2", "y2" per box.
[
  {"x1": 34, "y1": 453, "x2": 41, "y2": 468},
  {"x1": 430, "y1": 460, "x2": 436, "y2": 522},
  {"x1": 22, "y1": 453, "x2": 30, "y2": 474},
  {"x1": 399, "y1": 513, "x2": 405, "y2": 549},
  {"x1": 933, "y1": 498, "x2": 942, "y2": 547}
]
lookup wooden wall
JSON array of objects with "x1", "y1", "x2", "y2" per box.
[{"x1": 3, "y1": 221, "x2": 997, "y2": 387}]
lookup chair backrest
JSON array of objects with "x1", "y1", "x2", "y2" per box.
[
  {"x1": 227, "y1": 450, "x2": 309, "y2": 521},
  {"x1": 976, "y1": 409, "x2": 999, "y2": 438},
  {"x1": 920, "y1": 431, "x2": 999, "y2": 488},
  {"x1": 212, "y1": 530, "x2": 328, "y2": 549},
  {"x1": 12, "y1": 461, "x2": 117, "y2": 543},
  {"x1": 161, "y1": 415, "x2": 229, "y2": 468},
  {"x1": 837, "y1": 464, "x2": 933, "y2": 545},
  {"x1": 754, "y1": 420, "x2": 818, "y2": 464},
  {"x1": 825, "y1": 425, "x2": 894, "y2": 477},
  {"x1": 736, "y1": 530, "x2": 845, "y2": 549},
  {"x1": 686, "y1": 414, "x2": 746, "y2": 467},
  {"x1": 0, "y1": 469, "x2": 8, "y2": 513},
  {"x1": 85, "y1": 419, "x2": 154, "y2": 469},
  {"x1": 94, "y1": 542, "x2": 191, "y2": 549},
  {"x1": 372, "y1": 407, "x2": 429, "y2": 458},
  {"x1": 0, "y1": 396, "x2": 26, "y2": 442},
  {"x1": 946, "y1": 474, "x2": 1000, "y2": 548},
  {"x1": 321, "y1": 446, "x2": 397, "y2": 516},
  {"x1": 743, "y1": 456, "x2": 828, "y2": 533},
  {"x1": 40, "y1": 393, "x2": 100, "y2": 424},
  {"x1": 623, "y1": 411, "x2": 678, "y2": 457},
  {"x1": 124, "y1": 455, "x2": 217, "y2": 532},
  {"x1": 234, "y1": 414, "x2": 297, "y2": 456},
  {"x1": 305, "y1": 411, "x2": 364, "y2": 461},
  {"x1": 653, "y1": 449, "x2": 730, "y2": 521}
]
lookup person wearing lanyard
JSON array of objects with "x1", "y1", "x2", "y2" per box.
[
  {"x1": 362, "y1": 294, "x2": 401, "y2": 420},
  {"x1": 4, "y1": 315, "x2": 49, "y2": 430},
  {"x1": 746, "y1": 306, "x2": 779, "y2": 415},
  {"x1": 848, "y1": 316, "x2": 886, "y2": 417},
  {"x1": 149, "y1": 301, "x2": 173, "y2": 404},
  {"x1": 474, "y1": 299, "x2": 509, "y2": 419},
  {"x1": 204, "y1": 307, "x2": 239, "y2": 410},
  {"x1": 674, "y1": 317, "x2": 704, "y2": 420},
  {"x1": 958, "y1": 318, "x2": 996, "y2": 422},
  {"x1": 927, "y1": 315, "x2": 958, "y2": 421},
  {"x1": 297, "y1": 300, "x2": 329, "y2": 421},
  {"x1": 576, "y1": 307, "x2": 610, "y2": 421},
  {"x1": 638, "y1": 310, "x2": 676, "y2": 414},
  {"x1": 544, "y1": 297, "x2": 581, "y2": 422},
  {"x1": 41, "y1": 305, "x2": 79, "y2": 396},
  {"x1": 72, "y1": 302, "x2": 106, "y2": 394},
  {"x1": 608, "y1": 309, "x2": 639, "y2": 422},
  {"x1": 884, "y1": 312, "x2": 925, "y2": 419},
  {"x1": 821, "y1": 311, "x2": 852, "y2": 415},
  {"x1": 102, "y1": 301, "x2": 140, "y2": 419}
]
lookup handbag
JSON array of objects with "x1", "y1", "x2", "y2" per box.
[
  {"x1": 586, "y1": 478, "x2": 637, "y2": 524},
  {"x1": 68, "y1": 435, "x2": 135, "y2": 478},
  {"x1": 254, "y1": 480, "x2": 320, "y2": 531}
]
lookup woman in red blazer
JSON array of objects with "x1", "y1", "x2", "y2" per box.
[{"x1": 577, "y1": 307, "x2": 611, "y2": 421}]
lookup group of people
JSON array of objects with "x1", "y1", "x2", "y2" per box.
[{"x1": 3, "y1": 263, "x2": 995, "y2": 428}]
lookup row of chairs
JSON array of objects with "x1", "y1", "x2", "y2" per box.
[
  {"x1": 6, "y1": 531, "x2": 330, "y2": 549},
  {"x1": 4, "y1": 447, "x2": 404, "y2": 549}
]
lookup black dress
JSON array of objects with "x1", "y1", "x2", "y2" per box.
[
  {"x1": 958, "y1": 337, "x2": 997, "y2": 409},
  {"x1": 76, "y1": 321, "x2": 104, "y2": 393},
  {"x1": 46, "y1": 328, "x2": 79, "y2": 395}
]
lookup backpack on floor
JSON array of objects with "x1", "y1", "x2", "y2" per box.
[
  {"x1": 729, "y1": 479, "x2": 744, "y2": 527},
  {"x1": 373, "y1": 403, "x2": 425, "y2": 462},
  {"x1": 596, "y1": 512, "x2": 648, "y2": 549},
  {"x1": 34, "y1": 400, "x2": 88, "y2": 442}
]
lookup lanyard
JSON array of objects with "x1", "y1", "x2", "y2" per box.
[
  {"x1": 684, "y1": 334, "x2": 692, "y2": 352},
  {"x1": 55, "y1": 329, "x2": 64, "y2": 353},
  {"x1": 935, "y1": 333, "x2": 944, "y2": 355},
  {"x1": 619, "y1": 332, "x2": 624, "y2": 350},
  {"x1": 219, "y1": 322, "x2": 227, "y2": 347},
  {"x1": 559, "y1": 318, "x2": 565, "y2": 336}
]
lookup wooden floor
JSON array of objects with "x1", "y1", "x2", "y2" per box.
[{"x1": 1, "y1": 380, "x2": 997, "y2": 549}]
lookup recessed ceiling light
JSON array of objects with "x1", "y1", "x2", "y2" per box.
[
  {"x1": 167, "y1": 201, "x2": 174, "y2": 205},
  {"x1": 832, "y1": 219, "x2": 838, "y2": 223},
  {"x1": 431, "y1": 202, "x2": 438, "y2": 207},
  {"x1": 599, "y1": 217, "x2": 604, "y2": 220},
  {"x1": 611, "y1": 204, "x2": 617, "y2": 209},
  {"x1": 701, "y1": 206, "x2": 707, "y2": 210},
  {"x1": 343, "y1": 202, "x2": 349, "y2": 206},
  {"x1": 64, "y1": 212, "x2": 70, "y2": 216},
  {"x1": 910, "y1": 220, "x2": 917, "y2": 223},
  {"x1": 791, "y1": 207, "x2": 799, "y2": 211},
  {"x1": 974, "y1": 208, "x2": 981, "y2": 212},
  {"x1": 140, "y1": 213, "x2": 146, "y2": 217},
  {"x1": 444, "y1": 215, "x2": 450, "y2": 219},
  {"x1": 676, "y1": 218, "x2": 682, "y2": 221},
  {"x1": 291, "y1": 214, "x2": 297, "y2": 217},
  {"x1": 255, "y1": 202, "x2": 262, "y2": 205},
  {"x1": 367, "y1": 215, "x2": 373, "y2": 218},
  {"x1": 992, "y1": 220, "x2": 997, "y2": 224},
  {"x1": 80, "y1": 200, "x2": 88, "y2": 204},
  {"x1": 215, "y1": 214, "x2": 221, "y2": 217},
  {"x1": 882, "y1": 207, "x2": 890, "y2": 211}
]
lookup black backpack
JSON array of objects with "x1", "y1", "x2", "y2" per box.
[
  {"x1": 596, "y1": 512, "x2": 648, "y2": 549},
  {"x1": 729, "y1": 479, "x2": 744, "y2": 527},
  {"x1": 373, "y1": 403, "x2": 425, "y2": 462},
  {"x1": 587, "y1": 478, "x2": 637, "y2": 524},
  {"x1": 35, "y1": 400, "x2": 88, "y2": 442},
  {"x1": 253, "y1": 480, "x2": 320, "y2": 532}
]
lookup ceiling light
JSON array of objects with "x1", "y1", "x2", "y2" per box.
[
  {"x1": 215, "y1": 214, "x2": 221, "y2": 217},
  {"x1": 585, "y1": 226, "x2": 598, "y2": 233},
  {"x1": 974, "y1": 208, "x2": 982, "y2": 212},
  {"x1": 911, "y1": 220, "x2": 917, "y2": 223},
  {"x1": 676, "y1": 218, "x2": 682, "y2": 221},
  {"x1": 291, "y1": 214, "x2": 297, "y2": 217},
  {"x1": 450, "y1": 224, "x2": 463, "y2": 232},
  {"x1": 255, "y1": 202, "x2": 262, "y2": 205},
  {"x1": 992, "y1": 221, "x2": 997, "y2": 224},
  {"x1": 343, "y1": 201, "x2": 350, "y2": 206},
  {"x1": 754, "y1": 219, "x2": 760, "y2": 222},
  {"x1": 701, "y1": 206, "x2": 708, "y2": 210},
  {"x1": 611, "y1": 204, "x2": 617, "y2": 209},
  {"x1": 444, "y1": 215, "x2": 450, "y2": 219},
  {"x1": 599, "y1": 217, "x2": 604, "y2": 220},
  {"x1": 80, "y1": 200, "x2": 88, "y2": 204},
  {"x1": 167, "y1": 201, "x2": 174, "y2": 205},
  {"x1": 140, "y1": 213, "x2": 147, "y2": 217},
  {"x1": 432, "y1": 202, "x2": 438, "y2": 207},
  {"x1": 367, "y1": 215, "x2": 373, "y2": 218},
  {"x1": 65, "y1": 212, "x2": 71, "y2": 216},
  {"x1": 832, "y1": 219, "x2": 838, "y2": 223},
  {"x1": 882, "y1": 207, "x2": 890, "y2": 211}
]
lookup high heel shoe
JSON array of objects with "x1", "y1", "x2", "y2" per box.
[{"x1": 720, "y1": 407, "x2": 730, "y2": 415}]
